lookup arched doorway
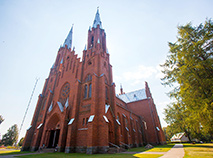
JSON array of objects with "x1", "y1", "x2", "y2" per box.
[
  {"x1": 45, "y1": 114, "x2": 61, "y2": 148},
  {"x1": 48, "y1": 129, "x2": 60, "y2": 148}
]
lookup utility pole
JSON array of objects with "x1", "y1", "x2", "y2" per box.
[{"x1": 17, "y1": 78, "x2": 39, "y2": 145}]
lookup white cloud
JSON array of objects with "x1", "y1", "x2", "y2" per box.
[{"x1": 120, "y1": 64, "x2": 163, "y2": 86}]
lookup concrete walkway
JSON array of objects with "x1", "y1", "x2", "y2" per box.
[
  {"x1": 125, "y1": 144, "x2": 185, "y2": 158},
  {"x1": 159, "y1": 144, "x2": 184, "y2": 158}
]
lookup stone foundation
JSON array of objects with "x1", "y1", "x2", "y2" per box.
[
  {"x1": 65, "y1": 146, "x2": 75, "y2": 153},
  {"x1": 31, "y1": 146, "x2": 38, "y2": 151}
]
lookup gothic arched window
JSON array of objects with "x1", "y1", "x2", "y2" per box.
[
  {"x1": 89, "y1": 84, "x2": 92, "y2": 98},
  {"x1": 85, "y1": 74, "x2": 92, "y2": 82},
  {"x1": 91, "y1": 36, "x2": 94, "y2": 46},
  {"x1": 84, "y1": 84, "x2": 88, "y2": 98}
]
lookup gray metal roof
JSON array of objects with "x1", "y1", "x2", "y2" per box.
[
  {"x1": 117, "y1": 89, "x2": 147, "y2": 103},
  {"x1": 93, "y1": 8, "x2": 103, "y2": 29}
]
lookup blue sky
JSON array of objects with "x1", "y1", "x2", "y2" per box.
[{"x1": 0, "y1": 0, "x2": 212, "y2": 141}]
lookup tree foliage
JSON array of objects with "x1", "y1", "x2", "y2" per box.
[
  {"x1": 0, "y1": 115, "x2": 4, "y2": 125},
  {"x1": 163, "y1": 126, "x2": 175, "y2": 141},
  {"x1": 1, "y1": 124, "x2": 19, "y2": 146},
  {"x1": 161, "y1": 19, "x2": 213, "y2": 141},
  {"x1": 18, "y1": 137, "x2": 24, "y2": 146}
]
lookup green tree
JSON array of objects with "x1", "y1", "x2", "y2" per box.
[
  {"x1": 1, "y1": 124, "x2": 19, "y2": 146},
  {"x1": 18, "y1": 137, "x2": 24, "y2": 146},
  {"x1": 0, "y1": 115, "x2": 4, "y2": 125},
  {"x1": 163, "y1": 125, "x2": 178, "y2": 141},
  {"x1": 161, "y1": 19, "x2": 213, "y2": 140}
]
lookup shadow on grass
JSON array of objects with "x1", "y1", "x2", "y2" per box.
[
  {"x1": 127, "y1": 143, "x2": 175, "y2": 152},
  {"x1": 183, "y1": 144, "x2": 213, "y2": 148}
]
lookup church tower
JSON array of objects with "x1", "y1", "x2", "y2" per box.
[{"x1": 65, "y1": 8, "x2": 117, "y2": 154}]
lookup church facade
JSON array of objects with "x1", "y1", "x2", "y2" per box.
[{"x1": 22, "y1": 9, "x2": 166, "y2": 154}]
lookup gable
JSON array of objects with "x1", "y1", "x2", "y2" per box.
[{"x1": 117, "y1": 89, "x2": 147, "y2": 103}]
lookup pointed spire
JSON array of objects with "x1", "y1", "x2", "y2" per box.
[
  {"x1": 51, "y1": 63, "x2": 55, "y2": 69},
  {"x1": 93, "y1": 7, "x2": 103, "y2": 29},
  {"x1": 63, "y1": 24, "x2": 73, "y2": 49},
  {"x1": 84, "y1": 44, "x2": 87, "y2": 51},
  {"x1": 60, "y1": 58, "x2": 63, "y2": 64},
  {"x1": 107, "y1": 48, "x2": 109, "y2": 54}
]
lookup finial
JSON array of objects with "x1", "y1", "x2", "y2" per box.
[
  {"x1": 84, "y1": 44, "x2": 87, "y2": 51},
  {"x1": 120, "y1": 84, "x2": 124, "y2": 95}
]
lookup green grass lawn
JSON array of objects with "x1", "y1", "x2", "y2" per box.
[
  {"x1": 0, "y1": 150, "x2": 33, "y2": 155},
  {"x1": 127, "y1": 143, "x2": 174, "y2": 152},
  {"x1": 0, "y1": 149, "x2": 20, "y2": 155},
  {"x1": 183, "y1": 143, "x2": 213, "y2": 158}
]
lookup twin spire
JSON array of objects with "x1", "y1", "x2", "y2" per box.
[
  {"x1": 63, "y1": 25, "x2": 73, "y2": 49},
  {"x1": 63, "y1": 8, "x2": 103, "y2": 49}
]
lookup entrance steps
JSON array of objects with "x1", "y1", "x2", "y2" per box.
[
  {"x1": 107, "y1": 147, "x2": 126, "y2": 154},
  {"x1": 40, "y1": 148, "x2": 55, "y2": 153}
]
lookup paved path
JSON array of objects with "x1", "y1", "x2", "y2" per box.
[
  {"x1": 138, "y1": 151, "x2": 167, "y2": 154},
  {"x1": 159, "y1": 144, "x2": 184, "y2": 158},
  {"x1": 124, "y1": 144, "x2": 184, "y2": 158},
  {"x1": 0, "y1": 152, "x2": 42, "y2": 158}
]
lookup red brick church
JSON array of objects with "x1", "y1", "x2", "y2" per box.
[{"x1": 22, "y1": 9, "x2": 165, "y2": 154}]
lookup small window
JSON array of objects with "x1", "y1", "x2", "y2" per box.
[
  {"x1": 85, "y1": 74, "x2": 92, "y2": 82},
  {"x1": 125, "y1": 118, "x2": 129, "y2": 128},
  {"x1": 117, "y1": 114, "x2": 119, "y2": 121},
  {"x1": 105, "y1": 77, "x2": 108, "y2": 84},
  {"x1": 88, "y1": 61, "x2": 92, "y2": 65},
  {"x1": 84, "y1": 85, "x2": 88, "y2": 98},
  {"x1": 89, "y1": 84, "x2": 92, "y2": 98},
  {"x1": 91, "y1": 36, "x2": 94, "y2": 46},
  {"x1": 82, "y1": 118, "x2": 85, "y2": 126},
  {"x1": 86, "y1": 118, "x2": 89, "y2": 125}
]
